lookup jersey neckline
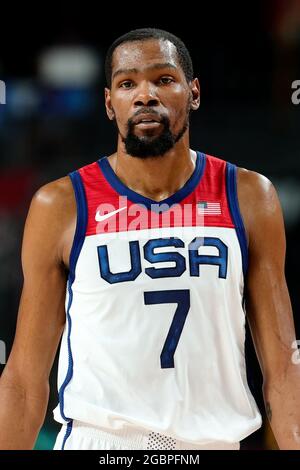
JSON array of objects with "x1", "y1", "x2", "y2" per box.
[{"x1": 97, "y1": 151, "x2": 206, "y2": 212}]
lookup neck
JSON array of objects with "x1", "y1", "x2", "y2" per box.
[{"x1": 107, "y1": 135, "x2": 196, "y2": 202}]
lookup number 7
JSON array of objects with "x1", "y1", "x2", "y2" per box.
[{"x1": 144, "y1": 289, "x2": 190, "y2": 369}]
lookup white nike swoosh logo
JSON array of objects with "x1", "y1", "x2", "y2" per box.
[{"x1": 95, "y1": 206, "x2": 127, "y2": 222}]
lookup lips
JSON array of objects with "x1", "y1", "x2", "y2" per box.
[{"x1": 132, "y1": 114, "x2": 161, "y2": 125}]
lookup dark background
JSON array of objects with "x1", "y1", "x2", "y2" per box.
[{"x1": 0, "y1": 1, "x2": 299, "y2": 450}]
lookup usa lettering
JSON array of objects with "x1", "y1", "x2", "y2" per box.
[{"x1": 97, "y1": 236, "x2": 228, "y2": 284}]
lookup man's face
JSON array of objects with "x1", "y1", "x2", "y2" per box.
[{"x1": 105, "y1": 38, "x2": 199, "y2": 158}]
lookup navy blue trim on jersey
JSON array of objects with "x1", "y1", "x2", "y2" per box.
[
  {"x1": 58, "y1": 170, "x2": 88, "y2": 423},
  {"x1": 61, "y1": 420, "x2": 73, "y2": 450},
  {"x1": 97, "y1": 152, "x2": 206, "y2": 212},
  {"x1": 225, "y1": 163, "x2": 248, "y2": 276}
]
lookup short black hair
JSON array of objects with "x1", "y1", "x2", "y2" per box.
[{"x1": 105, "y1": 28, "x2": 194, "y2": 88}]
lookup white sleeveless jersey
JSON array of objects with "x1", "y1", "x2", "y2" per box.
[{"x1": 53, "y1": 152, "x2": 262, "y2": 446}]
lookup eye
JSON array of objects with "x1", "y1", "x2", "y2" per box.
[
  {"x1": 119, "y1": 80, "x2": 134, "y2": 89},
  {"x1": 158, "y1": 76, "x2": 174, "y2": 85}
]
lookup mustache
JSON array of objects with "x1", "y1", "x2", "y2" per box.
[
  {"x1": 131, "y1": 108, "x2": 161, "y2": 119},
  {"x1": 128, "y1": 109, "x2": 169, "y2": 128}
]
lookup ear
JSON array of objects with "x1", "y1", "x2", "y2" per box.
[
  {"x1": 105, "y1": 87, "x2": 115, "y2": 120},
  {"x1": 189, "y1": 78, "x2": 200, "y2": 111}
]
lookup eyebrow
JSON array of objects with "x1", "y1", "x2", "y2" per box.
[{"x1": 112, "y1": 62, "x2": 177, "y2": 80}]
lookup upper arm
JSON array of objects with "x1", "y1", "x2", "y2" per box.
[
  {"x1": 237, "y1": 168, "x2": 295, "y2": 381},
  {"x1": 3, "y1": 177, "x2": 75, "y2": 389}
]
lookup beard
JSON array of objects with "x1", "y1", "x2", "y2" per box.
[{"x1": 121, "y1": 108, "x2": 190, "y2": 159}]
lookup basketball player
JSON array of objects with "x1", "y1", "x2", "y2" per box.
[{"x1": 0, "y1": 28, "x2": 299, "y2": 450}]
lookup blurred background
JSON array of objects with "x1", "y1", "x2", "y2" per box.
[{"x1": 0, "y1": 0, "x2": 299, "y2": 450}]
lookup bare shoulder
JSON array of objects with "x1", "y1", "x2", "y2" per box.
[
  {"x1": 32, "y1": 175, "x2": 75, "y2": 209},
  {"x1": 31, "y1": 175, "x2": 76, "y2": 227},
  {"x1": 237, "y1": 167, "x2": 277, "y2": 207},
  {"x1": 236, "y1": 167, "x2": 285, "y2": 248},
  {"x1": 25, "y1": 175, "x2": 76, "y2": 268}
]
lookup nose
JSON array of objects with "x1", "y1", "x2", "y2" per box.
[{"x1": 134, "y1": 81, "x2": 160, "y2": 107}]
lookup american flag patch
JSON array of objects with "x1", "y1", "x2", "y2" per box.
[{"x1": 197, "y1": 201, "x2": 221, "y2": 215}]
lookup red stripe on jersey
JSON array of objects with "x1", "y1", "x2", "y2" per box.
[{"x1": 78, "y1": 154, "x2": 234, "y2": 236}]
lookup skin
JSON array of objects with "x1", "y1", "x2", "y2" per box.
[
  {"x1": 0, "y1": 38, "x2": 299, "y2": 450},
  {"x1": 104, "y1": 39, "x2": 200, "y2": 200}
]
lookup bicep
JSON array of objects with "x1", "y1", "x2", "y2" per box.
[
  {"x1": 4, "y1": 184, "x2": 68, "y2": 387},
  {"x1": 239, "y1": 171, "x2": 295, "y2": 380}
]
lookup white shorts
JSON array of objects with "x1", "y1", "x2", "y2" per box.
[{"x1": 53, "y1": 420, "x2": 240, "y2": 450}]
